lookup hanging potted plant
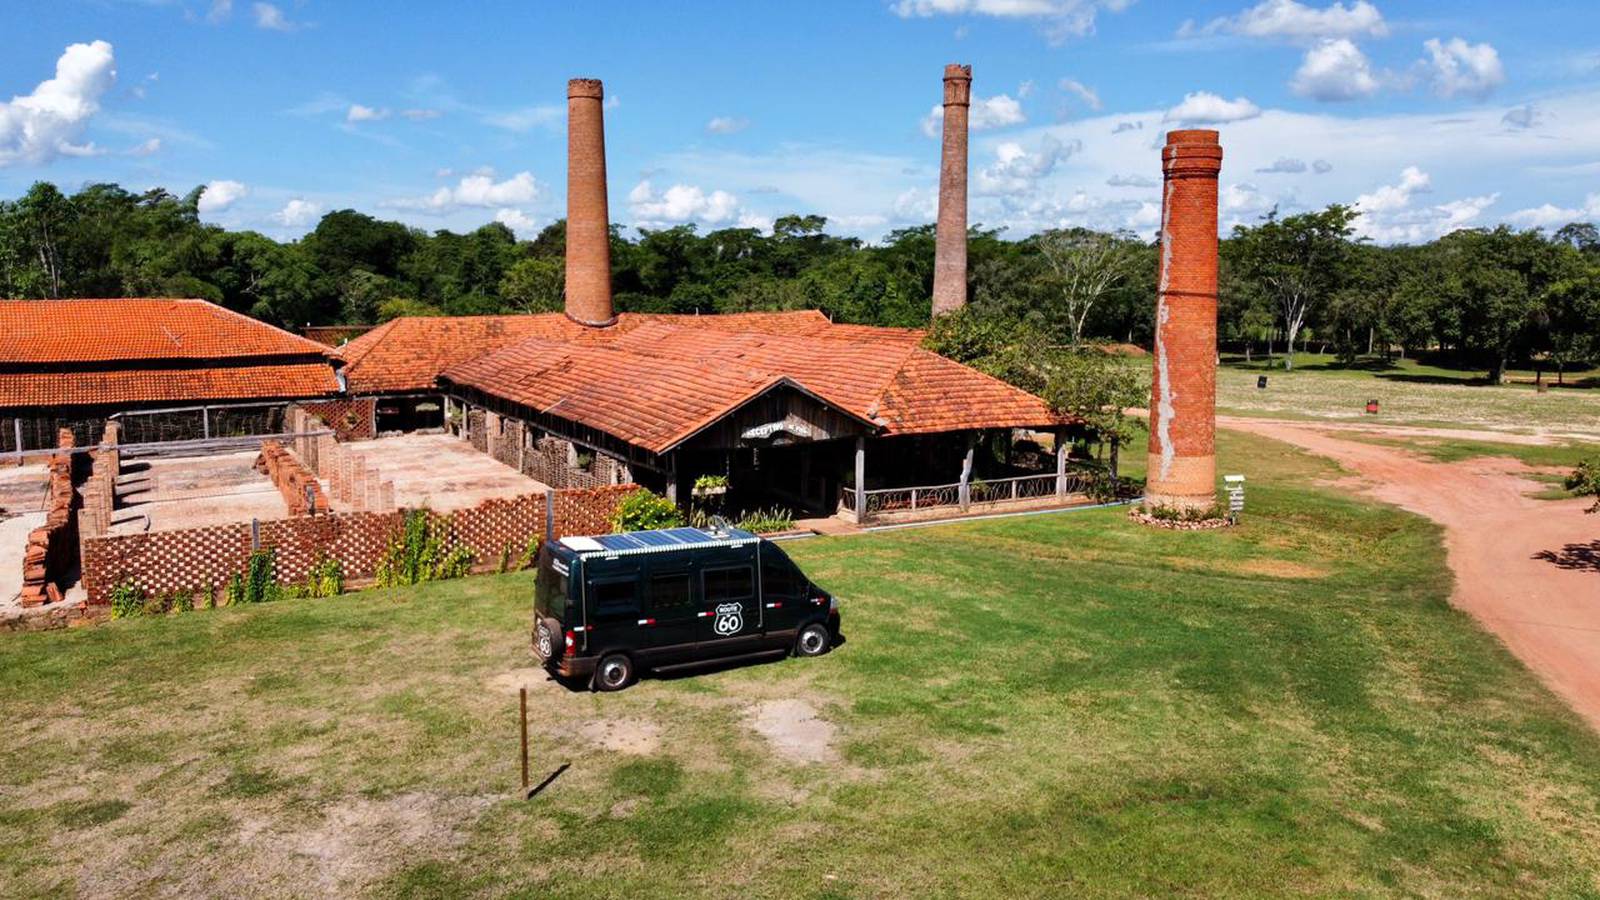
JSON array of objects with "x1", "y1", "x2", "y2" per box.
[{"x1": 692, "y1": 474, "x2": 729, "y2": 498}]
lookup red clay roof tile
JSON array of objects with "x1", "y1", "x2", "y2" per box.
[
  {"x1": 0, "y1": 298, "x2": 335, "y2": 364},
  {"x1": 0, "y1": 363, "x2": 339, "y2": 409}
]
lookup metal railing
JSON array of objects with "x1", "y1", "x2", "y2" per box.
[{"x1": 843, "y1": 470, "x2": 1100, "y2": 521}]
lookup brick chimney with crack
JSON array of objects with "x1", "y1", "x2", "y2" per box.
[
  {"x1": 565, "y1": 78, "x2": 615, "y2": 327},
  {"x1": 931, "y1": 63, "x2": 971, "y2": 318},
  {"x1": 1145, "y1": 129, "x2": 1223, "y2": 513}
]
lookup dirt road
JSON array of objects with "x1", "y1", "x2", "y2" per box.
[{"x1": 1225, "y1": 419, "x2": 1600, "y2": 733}]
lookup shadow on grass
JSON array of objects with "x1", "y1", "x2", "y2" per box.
[{"x1": 1533, "y1": 540, "x2": 1600, "y2": 573}]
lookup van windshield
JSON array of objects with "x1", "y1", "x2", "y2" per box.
[{"x1": 535, "y1": 548, "x2": 569, "y2": 619}]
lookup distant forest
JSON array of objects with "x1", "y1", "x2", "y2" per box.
[{"x1": 3, "y1": 180, "x2": 1598, "y2": 381}]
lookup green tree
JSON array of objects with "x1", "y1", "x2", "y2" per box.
[
  {"x1": 500, "y1": 256, "x2": 564, "y2": 313},
  {"x1": 1228, "y1": 205, "x2": 1358, "y2": 370}
]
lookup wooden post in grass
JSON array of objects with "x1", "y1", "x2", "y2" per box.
[{"x1": 519, "y1": 687, "x2": 529, "y2": 795}]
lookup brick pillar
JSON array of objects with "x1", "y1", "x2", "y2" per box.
[
  {"x1": 1146, "y1": 129, "x2": 1223, "y2": 513},
  {"x1": 565, "y1": 78, "x2": 615, "y2": 327},
  {"x1": 931, "y1": 63, "x2": 971, "y2": 318}
]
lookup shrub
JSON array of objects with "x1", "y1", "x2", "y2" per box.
[
  {"x1": 693, "y1": 474, "x2": 729, "y2": 492},
  {"x1": 109, "y1": 580, "x2": 146, "y2": 619},
  {"x1": 1566, "y1": 457, "x2": 1600, "y2": 514},
  {"x1": 242, "y1": 549, "x2": 279, "y2": 604},
  {"x1": 375, "y1": 509, "x2": 473, "y2": 588},
  {"x1": 289, "y1": 557, "x2": 343, "y2": 599},
  {"x1": 735, "y1": 506, "x2": 796, "y2": 534},
  {"x1": 610, "y1": 489, "x2": 684, "y2": 532},
  {"x1": 1144, "y1": 502, "x2": 1227, "y2": 523}
]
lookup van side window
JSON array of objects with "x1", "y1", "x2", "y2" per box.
[
  {"x1": 704, "y1": 566, "x2": 753, "y2": 603},
  {"x1": 593, "y1": 580, "x2": 638, "y2": 616},
  {"x1": 647, "y1": 573, "x2": 693, "y2": 611},
  {"x1": 760, "y1": 546, "x2": 805, "y2": 599}
]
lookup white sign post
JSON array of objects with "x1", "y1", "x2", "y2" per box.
[{"x1": 1224, "y1": 474, "x2": 1245, "y2": 524}]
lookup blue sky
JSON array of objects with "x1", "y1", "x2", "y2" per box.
[{"x1": 4, "y1": 1, "x2": 1598, "y2": 244}]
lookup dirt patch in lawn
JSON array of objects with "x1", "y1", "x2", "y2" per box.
[
  {"x1": 577, "y1": 717, "x2": 660, "y2": 755},
  {"x1": 747, "y1": 699, "x2": 837, "y2": 764},
  {"x1": 1230, "y1": 559, "x2": 1331, "y2": 580},
  {"x1": 290, "y1": 792, "x2": 495, "y2": 893}
]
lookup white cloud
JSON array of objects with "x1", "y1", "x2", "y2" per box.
[
  {"x1": 1292, "y1": 38, "x2": 1380, "y2": 101},
  {"x1": 975, "y1": 136, "x2": 1079, "y2": 195},
  {"x1": 390, "y1": 171, "x2": 540, "y2": 213},
  {"x1": 1017, "y1": 80, "x2": 1036, "y2": 98},
  {"x1": 1312, "y1": 159, "x2": 1333, "y2": 173},
  {"x1": 1350, "y1": 165, "x2": 1497, "y2": 241},
  {"x1": 1507, "y1": 195, "x2": 1600, "y2": 229},
  {"x1": 921, "y1": 94, "x2": 1026, "y2": 138},
  {"x1": 1059, "y1": 78, "x2": 1102, "y2": 111},
  {"x1": 628, "y1": 180, "x2": 742, "y2": 226},
  {"x1": 346, "y1": 104, "x2": 389, "y2": 123},
  {"x1": 1163, "y1": 92, "x2": 1262, "y2": 125},
  {"x1": 1420, "y1": 38, "x2": 1505, "y2": 99},
  {"x1": 197, "y1": 179, "x2": 247, "y2": 213},
  {"x1": 1107, "y1": 173, "x2": 1157, "y2": 187},
  {"x1": 206, "y1": 0, "x2": 233, "y2": 24},
  {"x1": 1111, "y1": 120, "x2": 1143, "y2": 134},
  {"x1": 706, "y1": 116, "x2": 750, "y2": 135},
  {"x1": 494, "y1": 208, "x2": 538, "y2": 237},
  {"x1": 604, "y1": 95, "x2": 621, "y2": 111},
  {"x1": 273, "y1": 198, "x2": 321, "y2": 227},
  {"x1": 0, "y1": 40, "x2": 117, "y2": 166},
  {"x1": 400, "y1": 108, "x2": 441, "y2": 121},
  {"x1": 484, "y1": 105, "x2": 562, "y2": 132},
  {"x1": 252, "y1": 2, "x2": 299, "y2": 31},
  {"x1": 1182, "y1": 0, "x2": 1387, "y2": 43},
  {"x1": 128, "y1": 137, "x2": 161, "y2": 157},
  {"x1": 1355, "y1": 165, "x2": 1430, "y2": 214},
  {"x1": 889, "y1": 0, "x2": 1135, "y2": 42},
  {"x1": 1256, "y1": 157, "x2": 1308, "y2": 173}
]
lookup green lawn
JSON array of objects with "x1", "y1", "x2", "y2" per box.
[
  {"x1": 3, "y1": 431, "x2": 1600, "y2": 897},
  {"x1": 1214, "y1": 357, "x2": 1600, "y2": 435}
]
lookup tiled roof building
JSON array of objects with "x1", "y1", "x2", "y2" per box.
[{"x1": 0, "y1": 298, "x2": 340, "y2": 412}]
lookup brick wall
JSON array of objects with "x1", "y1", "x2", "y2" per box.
[
  {"x1": 301, "y1": 397, "x2": 376, "y2": 441},
  {"x1": 310, "y1": 434, "x2": 395, "y2": 512},
  {"x1": 79, "y1": 483, "x2": 636, "y2": 605},
  {"x1": 255, "y1": 441, "x2": 330, "y2": 515},
  {"x1": 20, "y1": 429, "x2": 80, "y2": 607},
  {"x1": 522, "y1": 435, "x2": 630, "y2": 490},
  {"x1": 78, "y1": 422, "x2": 118, "y2": 539}
]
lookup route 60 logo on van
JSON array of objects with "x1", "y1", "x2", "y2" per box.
[{"x1": 713, "y1": 602, "x2": 743, "y2": 636}]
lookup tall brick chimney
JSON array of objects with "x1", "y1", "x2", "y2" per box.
[
  {"x1": 1145, "y1": 129, "x2": 1223, "y2": 512},
  {"x1": 565, "y1": 78, "x2": 615, "y2": 327},
  {"x1": 931, "y1": 63, "x2": 971, "y2": 317}
]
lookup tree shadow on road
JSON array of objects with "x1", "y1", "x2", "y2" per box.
[{"x1": 1533, "y1": 541, "x2": 1600, "y2": 573}]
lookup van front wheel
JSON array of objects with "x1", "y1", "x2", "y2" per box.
[
  {"x1": 795, "y1": 623, "x2": 832, "y2": 658},
  {"x1": 594, "y1": 653, "x2": 634, "y2": 692}
]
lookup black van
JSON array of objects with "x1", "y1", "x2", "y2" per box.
[{"x1": 531, "y1": 523, "x2": 840, "y2": 691}]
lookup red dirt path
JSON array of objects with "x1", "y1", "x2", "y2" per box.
[{"x1": 1225, "y1": 419, "x2": 1600, "y2": 733}]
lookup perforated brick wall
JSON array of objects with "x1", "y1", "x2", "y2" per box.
[
  {"x1": 1146, "y1": 129, "x2": 1222, "y2": 512},
  {"x1": 300, "y1": 397, "x2": 376, "y2": 441},
  {"x1": 79, "y1": 484, "x2": 636, "y2": 605}
]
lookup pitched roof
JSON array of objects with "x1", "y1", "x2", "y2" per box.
[
  {"x1": 440, "y1": 315, "x2": 1063, "y2": 453},
  {"x1": 0, "y1": 363, "x2": 340, "y2": 410},
  {"x1": 0, "y1": 298, "x2": 334, "y2": 364},
  {"x1": 0, "y1": 298, "x2": 341, "y2": 410},
  {"x1": 336, "y1": 310, "x2": 916, "y2": 395}
]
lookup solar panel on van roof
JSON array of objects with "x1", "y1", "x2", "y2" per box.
[{"x1": 559, "y1": 525, "x2": 757, "y2": 557}]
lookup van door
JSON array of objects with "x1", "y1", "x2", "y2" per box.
[
  {"x1": 641, "y1": 567, "x2": 698, "y2": 663},
  {"x1": 698, "y1": 563, "x2": 760, "y2": 652},
  {"x1": 588, "y1": 577, "x2": 642, "y2": 652},
  {"x1": 758, "y1": 542, "x2": 807, "y2": 643}
]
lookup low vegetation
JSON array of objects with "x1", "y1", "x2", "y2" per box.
[
  {"x1": 4, "y1": 429, "x2": 1598, "y2": 896},
  {"x1": 374, "y1": 510, "x2": 473, "y2": 588}
]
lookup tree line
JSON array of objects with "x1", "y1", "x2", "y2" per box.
[{"x1": 2, "y1": 179, "x2": 1597, "y2": 381}]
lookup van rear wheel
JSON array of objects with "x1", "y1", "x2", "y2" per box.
[
  {"x1": 795, "y1": 623, "x2": 831, "y2": 658},
  {"x1": 594, "y1": 653, "x2": 634, "y2": 692}
]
